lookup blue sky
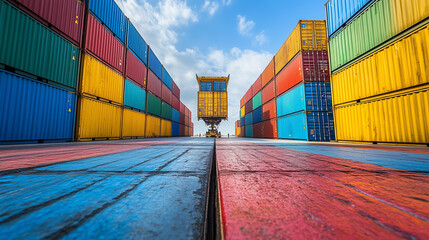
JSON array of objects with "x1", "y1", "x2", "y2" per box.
[{"x1": 117, "y1": 0, "x2": 328, "y2": 135}]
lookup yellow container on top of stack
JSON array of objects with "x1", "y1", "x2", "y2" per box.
[
  {"x1": 274, "y1": 20, "x2": 327, "y2": 75},
  {"x1": 146, "y1": 115, "x2": 161, "y2": 137},
  {"x1": 161, "y1": 120, "x2": 172, "y2": 137},
  {"x1": 122, "y1": 109, "x2": 146, "y2": 138},
  {"x1": 198, "y1": 92, "x2": 228, "y2": 118}
]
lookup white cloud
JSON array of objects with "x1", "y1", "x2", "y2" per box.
[
  {"x1": 255, "y1": 31, "x2": 267, "y2": 45},
  {"x1": 222, "y1": 0, "x2": 232, "y2": 6},
  {"x1": 202, "y1": 1, "x2": 220, "y2": 16},
  {"x1": 237, "y1": 15, "x2": 255, "y2": 36}
]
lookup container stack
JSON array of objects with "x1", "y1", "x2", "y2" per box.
[
  {"x1": 238, "y1": 20, "x2": 335, "y2": 141},
  {"x1": 235, "y1": 120, "x2": 241, "y2": 137},
  {"x1": 326, "y1": 0, "x2": 429, "y2": 145}
]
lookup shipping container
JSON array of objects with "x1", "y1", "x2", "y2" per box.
[
  {"x1": 147, "y1": 93, "x2": 161, "y2": 117},
  {"x1": 172, "y1": 108, "x2": 180, "y2": 123},
  {"x1": 240, "y1": 97, "x2": 245, "y2": 108},
  {"x1": 77, "y1": 97, "x2": 122, "y2": 140},
  {"x1": 241, "y1": 126, "x2": 245, "y2": 137},
  {"x1": 198, "y1": 92, "x2": 227, "y2": 118},
  {"x1": 275, "y1": 20, "x2": 327, "y2": 74},
  {"x1": 245, "y1": 125, "x2": 253, "y2": 137},
  {"x1": 240, "y1": 106, "x2": 245, "y2": 118},
  {"x1": 172, "y1": 81, "x2": 180, "y2": 98},
  {"x1": 147, "y1": 70, "x2": 162, "y2": 97},
  {"x1": 262, "y1": 100, "x2": 277, "y2": 121},
  {"x1": 214, "y1": 81, "x2": 227, "y2": 92},
  {"x1": 332, "y1": 24, "x2": 429, "y2": 105},
  {"x1": 262, "y1": 80, "x2": 275, "y2": 104},
  {"x1": 162, "y1": 67, "x2": 173, "y2": 90},
  {"x1": 81, "y1": 53, "x2": 124, "y2": 104},
  {"x1": 14, "y1": 0, "x2": 84, "y2": 45},
  {"x1": 245, "y1": 100, "x2": 253, "y2": 115},
  {"x1": 179, "y1": 124, "x2": 185, "y2": 136},
  {"x1": 278, "y1": 111, "x2": 335, "y2": 141},
  {"x1": 88, "y1": 0, "x2": 127, "y2": 44},
  {"x1": 122, "y1": 109, "x2": 146, "y2": 138},
  {"x1": 254, "y1": 119, "x2": 277, "y2": 139},
  {"x1": 252, "y1": 76, "x2": 262, "y2": 96},
  {"x1": 253, "y1": 107, "x2": 263, "y2": 124},
  {"x1": 200, "y1": 82, "x2": 212, "y2": 91},
  {"x1": 86, "y1": 13, "x2": 124, "y2": 73},
  {"x1": 245, "y1": 112, "x2": 253, "y2": 126},
  {"x1": 329, "y1": 0, "x2": 429, "y2": 72},
  {"x1": 240, "y1": 117, "x2": 245, "y2": 128},
  {"x1": 0, "y1": 0, "x2": 79, "y2": 90},
  {"x1": 172, "y1": 122, "x2": 180, "y2": 137},
  {"x1": 235, "y1": 126, "x2": 241, "y2": 137},
  {"x1": 276, "y1": 51, "x2": 330, "y2": 96},
  {"x1": 162, "y1": 84, "x2": 172, "y2": 105},
  {"x1": 252, "y1": 92, "x2": 262, "y2": 110},
  {"x1": 124, "y1": 80, "x2": 146, "y2": 112},
  {"x1": 146, "y1": 115, "x2": 161, "y2": 137},
  {"x1": 334, "y1": 86, "x2": 429, "y2": 144},
  {"x1": 161, "y1": 119, "x2": 172, "y2": 137},
  {"x1": 0, "y1": 70, "x2": 75, "y2": 143},
  {"x1": 126, "y1": 49, "x2": 147, "y2": 88},
  {"x1": 262, "y1": 58, "x2": 275, "y2": 87},
  {"x1": 244, "y1": 88, "x2": 253, "y2": 104},
  {"x1": 127, "y1": 21, "x2": 148, "y2": 65},
  {"x1": 148, "y1": 48, "x2": 162, "y2": 79},
  {"x1": 277, "y1": 83, "x2": 332, "y2": 117},
  {"x1": 161, "y1": 102, "x2": 173, "y2": 121}
]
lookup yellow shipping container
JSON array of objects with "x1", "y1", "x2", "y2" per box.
[
  {"x1": 213, "y1": 92, "x2": 228, "y2": 117},
  {"x1": 198, "y1": 92, "x2": 228, "y2": 118},
  {"x1": 146, "y1": 115, "x2": 161, "y2": 137},
  {"x1": 161, "y1": 119, "x2": 172, "y2": 137},
  {"x1": 236, "y1": 127, "x2": 241, "y2": 137},
  {"x1": 77, "y1": 97, "x2": 122, "y2": 140},
  {"x1": 334, "y1": 86, "x2": 429, "y2": 144},
  {"x1": 81, "y1": 53, "x2": 124, "y2": 104},
  {"x1": 185, "y1": 126, "x2": 190, "y2": 136},
  {"x1": 122, "y1": 109, "x2": 146, "y2": 138},
  {"x1": 332, "y1": 23, "x2": 429, "y2": 106},
  {"x1": 274, "y1": 20, "x2": 327, "y2": 75},
  {"x1": 240, "y1": 106, "x2": 245, "y2": 118}
]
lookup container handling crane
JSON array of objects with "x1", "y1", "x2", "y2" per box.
[{"x1": 196, "y1": 74, "x2": 229, "y2": 138}]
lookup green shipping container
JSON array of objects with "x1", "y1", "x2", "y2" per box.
[
  {"x1": 124, "y1": 79, "x2": 146, "y2": 112},
  {"x1": 161, "y1": 102, "x2": 172, "y2": 120},
  {"x1": 147, "y1": 93, "x2": 161, "y2": 117},
  {"x1": 252, "y1": 92, "x2": 262, "y2": 110},
  {"x1": 0, "y1": 0, "x2": 79, "y2": 90}
]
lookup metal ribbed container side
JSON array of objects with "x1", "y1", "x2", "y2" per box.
[
  {"x1": 161, "y1": 102, "x2": 172, "y2": 121},
  {"x1": 253, "y1": 120, "x2": 278, "y2": 138},
  {"x1": 179, "y1": 124, "x2": 185, "y2": 136},
  {"x1": 245, "y1": 125, "x2": 253, "y2": 137},
  {"x1": 172, "y1": 108, "x2": 180, "y2": 123},
  {"x1": 15, "y1": 0, "x2": 84, "y2": 45},
  {"x1": 172, "y1": 81, "x2": 180, "y2": 98},
  {"x1": 262, "y1": 99, "x2": 277, "y2": 121},
  {"x1": 147, "y1": 93, "x2": 161, "y2": 117},
  {"x1": 240, "y1": 97, "x2": 245, "y2": 108},
  {"x1": 81, "y1": 53, "x2": 123, "y2": 104},
  {"x1": 0, "y1": 70, "x2": 75, "y2": 143},
  {"x1": 334, "y1": 86, "x2": 429, "y2": 144},
  {"x1": 88, "y1": 0, "x2": 127, "y2": 44},
  {"x1": 240, "y1": 117, "x2": 245, "y2": 128},
  {"x1": 262, "y1": 80, "x2": 275, "y2": 104},
  {"x1": 126, "y1": 49, "x2": 147, "y2": 88},
  {"x1": 86, "y1": 13, "x2": 124, "y2": 73},
  {"x1": 147, "y1": 70, "x2": 162, "y2": 97},
  {"x1": 245, "y1": 112, "x2": 253, "y2": 126},
  {"x1": 329, "y1": 0, "x2": 429, "y2": 72},
  {"x1": 124, "y1": 79, "x2": 146, "y2": 112},
  {"x1": 122, "y1": 109, "x2": 145, "y2": 138},
  {"x1": 162, "y1": 67, "x2": 173, "y2": 90},
  {"x1": 245, "y1": 100, "x2": 253, "y2": 114},
  {"x1": 148, "y1": 48, "x2": 162, "y2": 79},
  {"x1": 162, "y1": 84, "x2": 172, "y2": 105},
  {"x1": 252, "y1": 76, "x2": 262, "y2": 96},
  {"x1": 0, "y1": 0, "x2": 79, "y2": 90},
  {"x1": 240, "y1": 106, "x2": 245, "y2": 118},
  {"x1": 161, "y1": 119, "x2": 172, "y2": 137},
  {"x1": 262, "y1": 58, "x2": 275, "y2": 87},
  {"x1": 332, "y1": 24, "x2": 429, "y2": 106},
  {"x1": 127, "y1": 22, "x2": 148, "y2": 65},
  {"x1": 252, "y1": 92, "x2": 262, "y2": 110},
  {"x1": 172, "y1": 122, "x2": 180, "y2": 136},
  {"x1": 172, "y1": 95, "x2": 180, "y2": 111},
  {"x1": 253, "y1": 107, "x2": 263, "y2": 124},
  {"x1": 146, "y1": 115, "x2": 161, "y2": 137},
  {"x1": 244, "y1": 87, "x2": 253, "y2": 104}
]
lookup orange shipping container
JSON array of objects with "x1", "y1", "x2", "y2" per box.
[
  {"x1": 262, "y1": 58, "x2": 275, "y2": 87},
  {"x1": 252, "y1": 75, "x2": 262, "y2": 96},
  {"x1": 262, "y1": 80, "x2": 275, "y2": 104},
  {"x1": 262, "y1": 99, "x2": 277, "y2": 121}
]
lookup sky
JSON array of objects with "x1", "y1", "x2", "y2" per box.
[{"x1": 117, "y1": 0, "x2": 328, "y2": 135}]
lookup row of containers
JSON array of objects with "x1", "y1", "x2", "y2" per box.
[
  {"x1": 236, "y1": 20, "x2": 335, "y2": 141},
  {"x1": 0, "y1": 0, "x2": 194, "y2": 144}
]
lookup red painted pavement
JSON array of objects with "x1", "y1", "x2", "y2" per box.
[{"x1": 216, "y1": 139, "x2": 429, "y2": 239}]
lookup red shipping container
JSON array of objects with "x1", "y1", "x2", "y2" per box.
[
  {"x1": 147, "y1": 70, "x2": 162, "y2": 97},
  {"x1": 262, "y1": 58, "x2": 274, "y2": 87},
  {"x1": 172, "y1": 96, "x2": 180, "y2": 110},
  {"x1": 262, "y1": 80, "x2": 275, "y2": 104},
  {"x1": 179, "y1": 124, "x2": 185, "y2": 136},
  {"x1": 253, "y1": 120, "x2": 277, "y2": 138},
  {"x1": 252, "y1": 75, "x2": 262, "y2": 97},
  {"x1": 240, "y1": 97, "x2": 245, "y2": 108},
  {"x1": 245, "y1": 100, "x2": 253, "y2": 114},
  {"x1": 244, "y1": 87, "x2": 252, "y2": 104},
  {"x1": 126, "y1": 50, "x2": 147, "y2": 88},
  {"x1": 15, "y1": 0, "x2": 84, "y2": 45},
  {"x1": 180, "y1": 113, "x2": 185, "y2": 124},
  {"x1": 172, "y1": 81, "x2": 180, "y2": 98},
  {"x1": 276, "y1": 51, "x2": 330, "y2": 96},
  {"x1": 262, "y1": 100, "x2": 276, "y2": 121},
  {"x1": 86, "y1": 14, "x2": 124, "y2": 73},
  {"x1": 241, "y1": 126, "x2": 245, "y2": 138},
  {"x1": 180, "y1": 102, "x2": 185, "y2": 113},
  {"x1": 161, "y1": 83, "x2": 172, "y2": 105},
  {"x1": 253, "y1": 122, "x2": 263, "y2": 138}
]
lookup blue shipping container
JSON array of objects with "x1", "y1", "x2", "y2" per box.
[
  {"x1": 213, "y1": 81, "x2": 226, "y2": 92},
  {"x1": 124, "y1": 79, "x2": 146, "y2": 112},
  {"x1": 277, "y1": 111, "x2": 335, "y2": 141},
  {"x1": 325, "y1": 0, "x2": 375, "y2": 38},
  {"x1": 245, "y1": 125, "x2": 253, "y2": 137},
  {"x1": 172, "y1": 108, "x2": 180, "y2": 123},
  {"x1": 0, "y1": 70, "x2": 75, "y2": 143},
  {"x1": 245, "y1": 112, "x2": 253, "y2": 126},
  {"x1": 162, "y1": 67, "x2": 173, "y2": 90},
  {"x1": 200, "y1": 82, "x2": 212, "y2": 92},
  {"x1": 253, "y1": 107, "x2": 263, "y2": 124},
  {"x1": 127, "y1": 22, "x2": 148, "y2": 65},
  {"x1": 240, "y1": 117, "x2": 245, "y2": 127},
  {"x1": 277, "y1": 83, "x2": 332, "y2": 118},
  {"x1": 172, "y1": 122, "x2": 180, "y2": 137},
  {"x1": 149, "y1": 48, "x2": 162, "y2": 80},
  {"x1": 89, "y1": 0, "x2": 127, "y2": 44}
]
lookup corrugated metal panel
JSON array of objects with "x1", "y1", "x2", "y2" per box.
[
  {"x1": 81, "y1": 53, "x2": 123, "y2": 104},
  {"x1": 126, "y1": 49, "x2": 147, "y2": 88},
  {"x1": 240, "y1": 106, "x2": 245, "y2": 118},
  {"x1": 240, "y1": 97, "x2": 245, "y2": 108},
  {"x1": 146, "y1": 115, "x2": 161, "y2": 137},
  {"x1": 245, "y1": 112, "x2": 253, "y2": 126},
  {"x1": 162, "y1": 67, "x2": 173, "y2": 90},
  {"x1": 172, "y1": 108, "x2": 180, "y2": 123},
  {"x1": 329, "y1": 0, "x2": 429, "y2": 72},
  {"x1": 172, "y1": 81, "x2": 180, "y2": 98},
  {"x1": 244, "y1": 87, "x2": 253, "y2": 104},
  {"x1": 213, "y1": 92, "x2": 227, "y2": 117},
  {"x1": 147, "y1": 93, "x2": 161, "y2": 117},
  {"x1": 240, "y1": 117, "x2": 245, "y2": 128},
  {"x1": 200, "y1": 82, "x2": 212, "y2": 91},
  {"x1": 334, "y1": 86, "x2": 429, "y2": 144},
  {"x1": 161, "y1": 119, "x2": 172, "y2": 137},
  {"x1": 235, "y1": 126, "x2": 241, "y2": 137},
  {"x1": 172, "y1": 95, "x2": 180, "y2": 110},
  {"x1": 252, "y1": 76, "x2": 262, "y2": 96},
  {"x1": 0, "y1": 0, "x2": 79, "y2": 90},
  {"x1": 262, "y1": 80, "x2": 275, "y2": 104},
  {"x1": 241, "y1": 126, "x2": 245, "y2": 137},
  {"x1": 124, "y1": 79, "x2": 146, "y2": 112},
  {"x1": 198, "y1": 92, "x2": 227, "y2": 118},
  {"x1": 262, "y1": 100, "x2": 277, "y2": 121},
  {"x1": 162, "y1": 84, "x2": 172, "y2": 105},
  {"x1": 253, "y1": 120, "x2": 277, "y2": 139},
  {"x1": 161, "y1": 102, "x2": 172, "y2": 121},
  {"x1": 245, "y1": 100, "x2": 253, "y2": 114},
  {"x1": 148, "y1": 48, "x2": 162, "y2": 79},
  {"x1": 77, "y1": 97, "x2": 122, "y2": 140},
  {"x1": 127, "y1": 22, "x2": 148, "y2": 65},
  {"x1": 0, "y1": 70, "x2": 75, "y2": 143},
  {"x1": 253, "y1": 107, "x2": 263, "y2": 124},
  {"x1": 179, "y1": 124, "x2": 185, "y2": 136},
  {"x1": 147, "y1": 70, "x2": 162, "y2": 97},
  {"x1": 122, "y1": 109, "x2": 145, "y2": 138},
  {"x1": 88, "y1": 0, "x2": 127, "y2": 44},
  {"x1": 172, "y1": 122, "x2": 180, "y2": 136},
  {"x1": 332, "y1": 24, "x2": 429, "y2": 105},
  {"x1": 262, "y1": 58, "x2": 275, "y2": 87},
  {"x1": 245, "y1": 125, "x2": 253, "y2": 137},
  {"x1": 14, "y1": 0, "x2": 84, "y2": 45},
  {"x1": 275, "y1": 20, "x2": 327, "y2": 74},
  {"x1": 252, "y1": 92, "x2": 262, "y2": 110},
  {"x1": 214, "y1": 81, "x2": 227, "y2": 92}
]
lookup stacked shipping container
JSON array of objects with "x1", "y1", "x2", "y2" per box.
[
  {"x1": 326, "y1": 0, "x2": 429, "y2": 144},
  {"x1": 0, "y1": 0, "x2": 193, "y2": 143}
]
